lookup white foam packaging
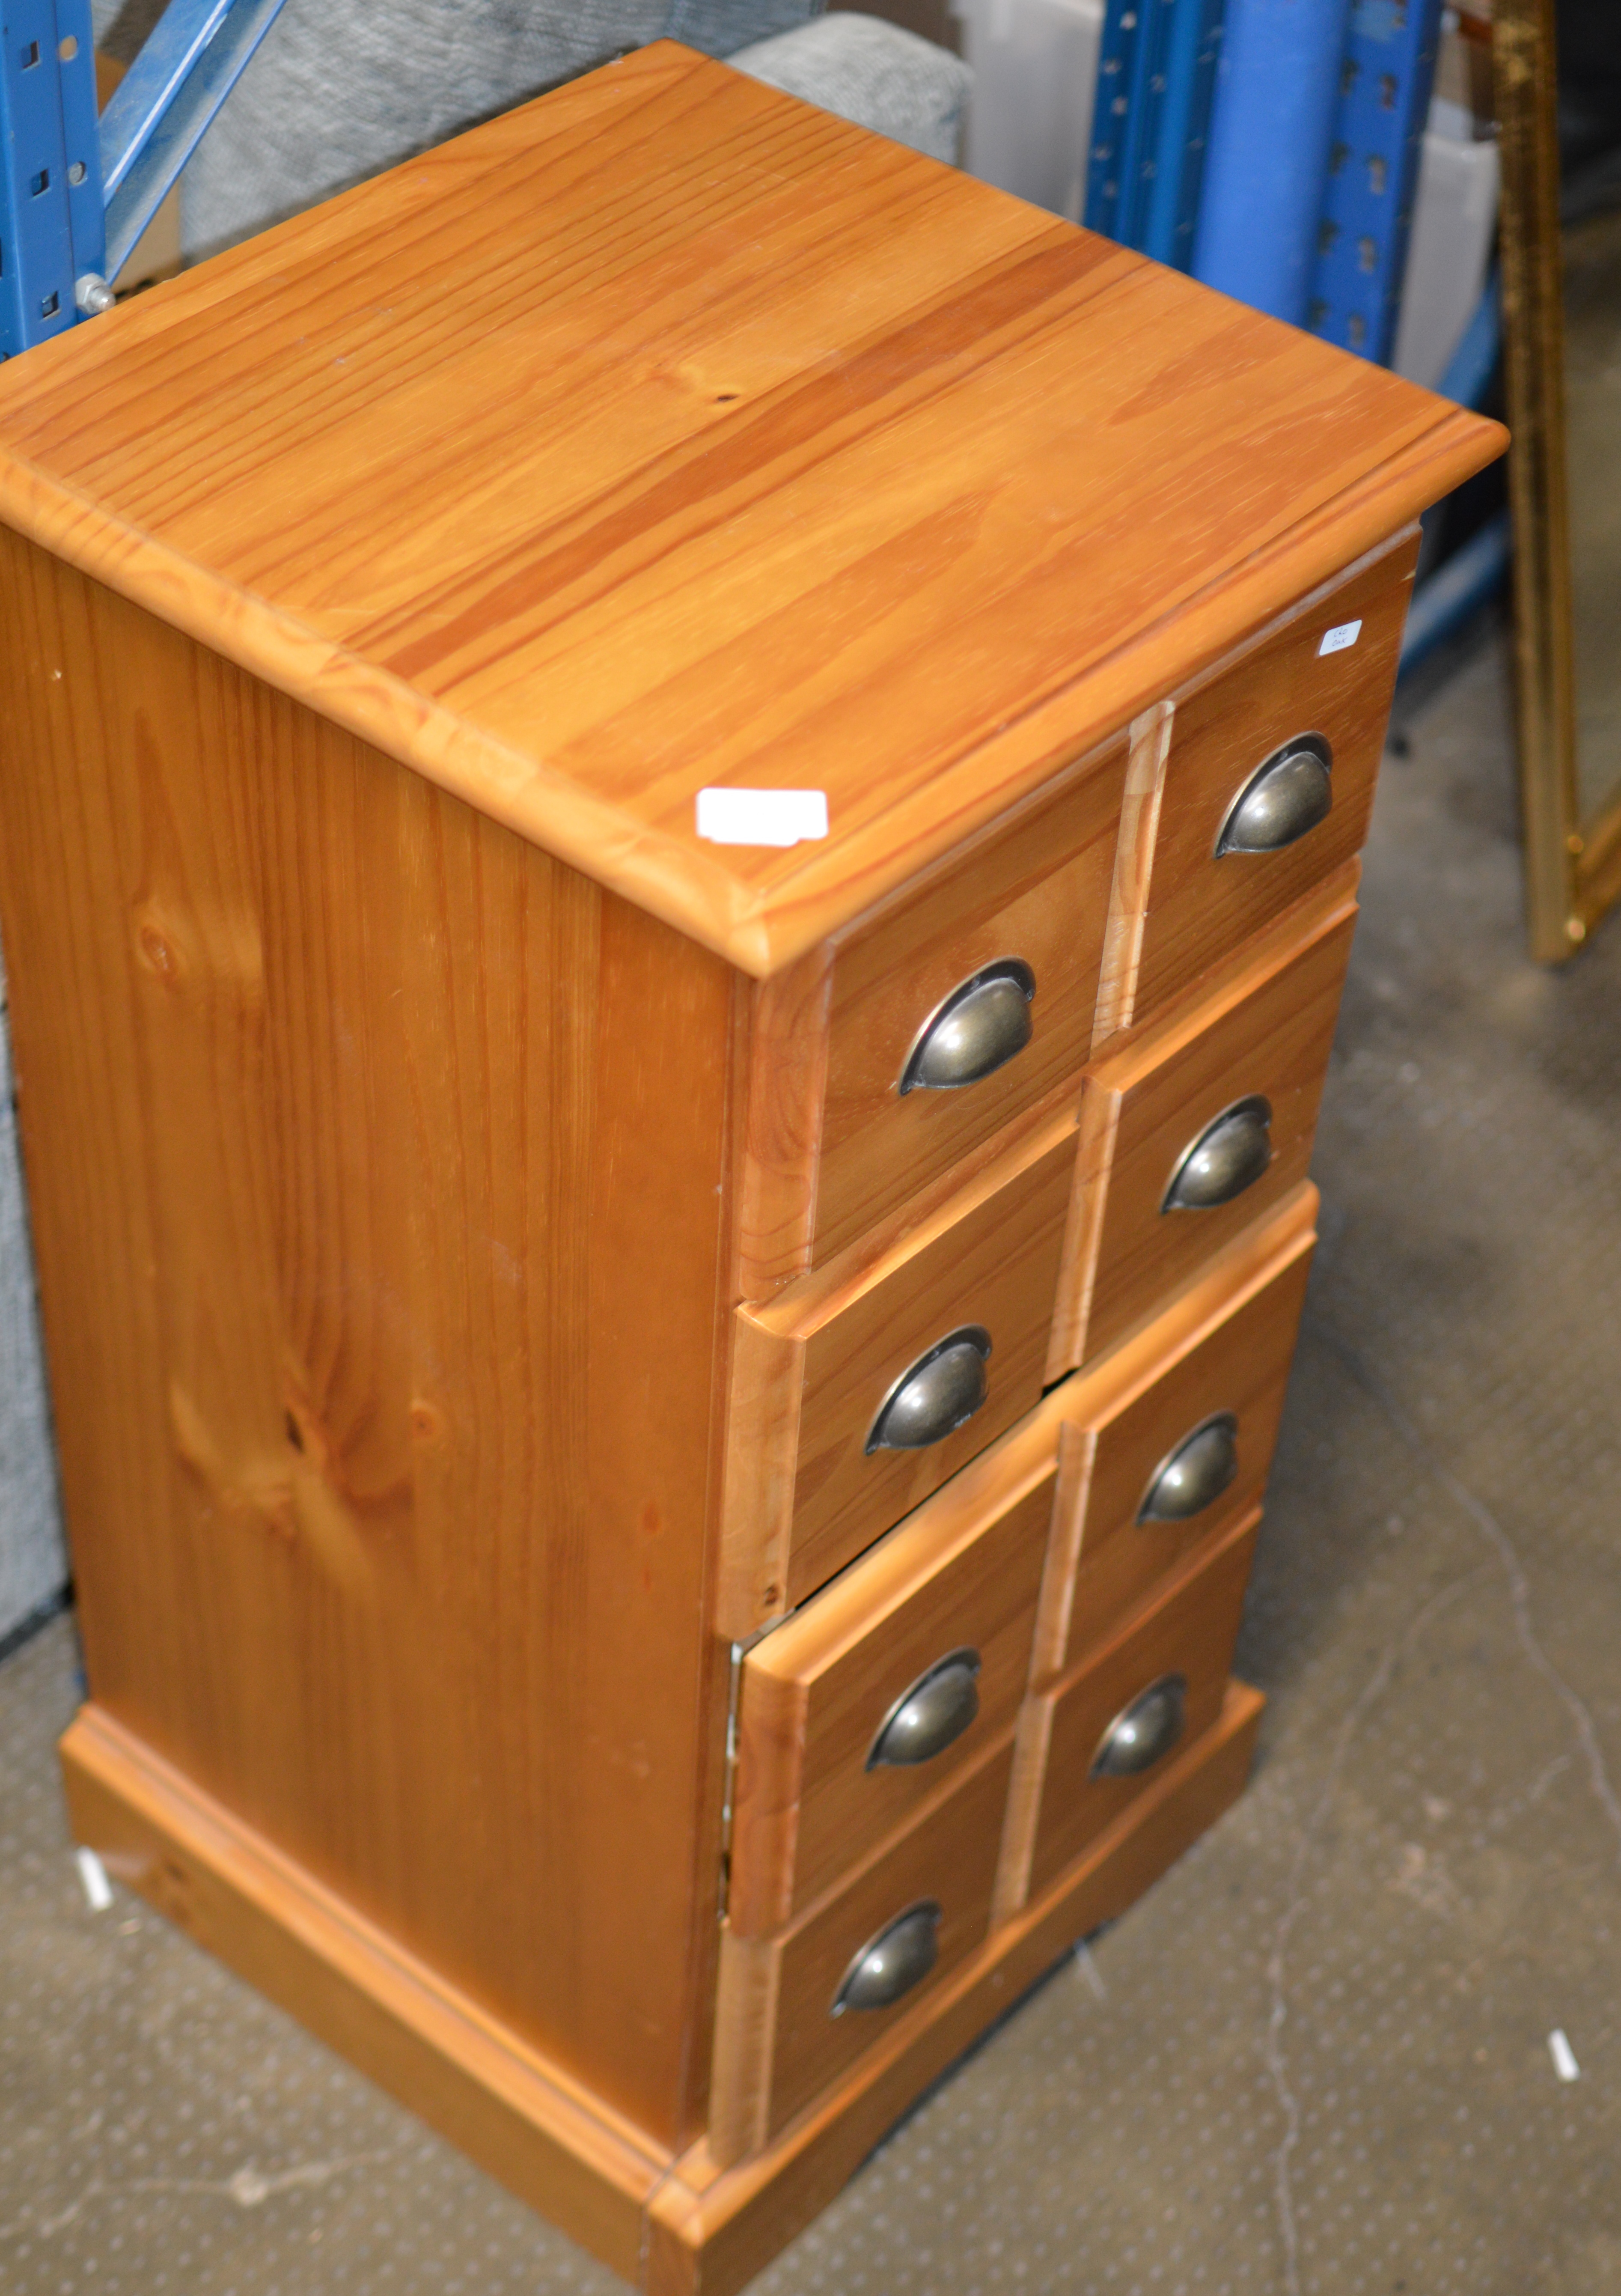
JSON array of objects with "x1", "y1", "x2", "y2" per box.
[
  {"x1": 952, "y1": 0, "x2": 1105, "y2": 223},
  {"x1": 1392, "y1": 101, "x2": 1501, "y2": 394}
]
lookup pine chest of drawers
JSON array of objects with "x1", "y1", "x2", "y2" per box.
[{"x1": 0, "y1": 42, "x2": 1502, "y2": 2296}]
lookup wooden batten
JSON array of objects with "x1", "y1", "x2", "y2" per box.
[
  {"x1": 717, "y1": 1314, "x2": 806, "y2": 1640},
  {"x1": 992, "y1": 1692, "x2": 1055, "y2": 1925},
  {"x1": 733, "y1": 946, "x2": 834, "y2": 1304},
  {"x1": 1050, "y1": 1081, "x2": 1121, "y2": 1382},
  {"x1": 707, "y1": 1930, "x2": 782, "y2": 2170},
  {"x1": 1094, "y1": 699, "x2": 1175, "y2": 1044}
]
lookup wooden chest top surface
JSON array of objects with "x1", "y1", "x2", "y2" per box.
[{"x1": 0, "y1": 40, "x2": 1501, "y2": 970}]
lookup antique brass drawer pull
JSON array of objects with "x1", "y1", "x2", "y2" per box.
[
  {"x1": 830, "y1": 1900, "x2": 943, "y2": 2016},
  {"x1": 1138, "y1": 1413, "x2": 1240, "y2": 1522},
  {"x1": 867, "y1": 1648, "x2": 983, "y2": 1769},
  {"x1": 1090, "y1": 1673, "x2": 1188, "y2": 1778},
  {"x1": 898, "y1": 959, "x2": 1036, "y2": 1094},
  {"x1": 1162, "y1": 1095, "x2": 1273, "y2": 1212},
  {"x1": 866, "y1": 1325, "x2": 992, "y2": 1453},
  {"x1": 1216, "y1": 733, "x2": 1333, "y2": 855}
]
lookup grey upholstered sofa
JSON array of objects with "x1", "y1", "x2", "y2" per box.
[
  {"x1": 98, "y1": 0, "x2": 970, "y2": 257},
  {"x1": 0, "y1": 1, "x2": 970, "y2": 1642},
  {"x1": 0, "y1": 956, "x2": 59, "y2": 1647}
]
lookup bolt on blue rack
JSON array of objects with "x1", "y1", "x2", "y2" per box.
[
  {"x1": 0, "y1": 0, "x2": 287, "y2": 358},
  {"x1": 0, "y1": 1, "x2": 101, "y2": 358}
]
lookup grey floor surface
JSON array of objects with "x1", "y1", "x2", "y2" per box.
[{"x1": 3, "y1": 621, "x2": 1618, "y2": 2295}]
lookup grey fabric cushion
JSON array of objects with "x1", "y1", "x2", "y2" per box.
[
  {"x1": 88, "y1": 0, "x2": 825, "y2": 258},
  {"x1": 728, "y1": 13, "x2": 970, "y2": 164},
  {"x1": 663, "y1": 0, "x2": 823, "y2": 53},
  {"x1": 173, "y1": 0, "x2": 669, "y2": 258},
  {"x1": 0, "y1": 972, "x2": 63, "y2": 1646}
]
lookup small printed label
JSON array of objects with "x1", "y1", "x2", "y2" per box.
[
  {"x1": 1319, "y1": 619, "x2": 1363, "y2": 657},
  {"x1": 696, "y1": 787, "x2": 829, "y2": 847}
]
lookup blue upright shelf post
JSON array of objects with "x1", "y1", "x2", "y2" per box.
[
  {"x1": 0, "y1": 1, "x2": 101, "y2": 359},
  {"x1": 1086, "y1": 0, "x2": 1227, "y2": 277},
  {"x1": 0, "y1": 0, "x2": 287, "y2": 357},
  {"x1": 1084, "y1": 0, "x2": 1153, "y2": 241},
  {"x1": 1141, "y1": 0, "x2": 1225, "y2": 271},
  {"x1": 1306, "y1": 0, "x2": 1444, "y2": 363},
  {"x1": 1193, "y1": 0, "x2": 1353, "y2": 325}
]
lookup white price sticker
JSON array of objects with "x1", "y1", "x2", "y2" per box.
[
  {"x1": 76, "y1": 1847, "x2": 113, "y2": 1911},
  {"x1": 696, "y1": 788, "x2": 829, "y2": 847},
  {"x1": 1318, "y1": 619, "x2": 1362, "y2": 657}
]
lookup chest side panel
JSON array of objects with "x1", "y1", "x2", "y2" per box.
[{"x1": 0, "y1": 527, "x2": 735, "y2": 2147}]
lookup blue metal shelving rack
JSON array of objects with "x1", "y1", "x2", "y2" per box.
[
  {"x1": 1085, "y1": 0, "x2": 1225, "y2": 274},
  {"x1": 0, "y1": 0, "x2": 286, "y2": 357},
  {"x1": 1306, "y1": 0, "x2": 1445, "y2": 364}
]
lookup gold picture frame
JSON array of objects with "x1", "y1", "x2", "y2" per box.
[{"x1": 1495, "y1": 0, "x2": 1621, "y2": 957}]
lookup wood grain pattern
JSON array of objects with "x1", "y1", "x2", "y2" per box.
[
  {"x1": 729, "y1": 1461, "x2": 1056, "y2": 1936},
  {"x1": 648, "y1": 1680, "x2": 1264, "y2": 2295},
  {"x1": 1049, "y1": 1232, "x2": 1313, "y2": 1677},
  {"x1": 61, "y1": 1704, "x2": 666, "y2": 2281},
  {"x1": 1025, "y1": 1510, "x2": 1259, "y2": 1900},
  {"x1": 1111, "y1": 532, "x2": 1419, "y2": 1029},
  {"x1": 734, "y1": 944, "x2": 834, "y2": 1301},
  {"x1": 1094, "y1": 701, "x2": 1174, "y2": 1041},
  {"x1": 0, "y1": 533, "x2": 735, "y2": 2149},
  {"x1": 706, "y1": 1920, "x2": 784, "y2": 2177},
  {"x1": 811, "y1": 741, "x2": 1124, "y2": 1262},
  {"x1": 1033, "y1": 1179, "x2": 1318, "y2": 1678},
  {"x1": 723, "y1": 1116, "x2": 1076, "y2": 1628},
  {"x1": 0, "y1": 45, "x2": 1501, "y2": 974},
  {"x1": 730, "y1": 741, "x2": 1120, "y2": 1303},
  {"x1": 991, "y1": 1688, "x2": 1056, "y2": 1927},
  {"x1": 1054, "y1": 865, "x2": 1358, "y2": 1370},
  {"x1": 710, "y1": 1735, "x2": 1015, "y2": 2161}
]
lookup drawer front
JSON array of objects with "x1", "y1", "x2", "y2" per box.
[
  {"x1": 730, "y1": 1442, "x2": 1057, "y2": 1936},
  {"x1": 1112, "y1": 538, "x2": 1414, "y2": 1033},
  {"x1": 1026, "y1": 1508, "x2": 1258, "y2": 1900},
  {"x1": 1049, "y1": 1230, "x2": 1312, "y2": 1676},
  {"x1": 711, "y1": 1734, "x2": 1014, "y2": 2159},
  {"x1": 812, "y1": 744, "x2": 1125, "y2": 1266},
  {"x1": 1056, "y1": 867, "x2": 1356, "y2": 1372},
  {"x1": 725, "y1": 1118, "x2": 1076, "y2": 1628}
]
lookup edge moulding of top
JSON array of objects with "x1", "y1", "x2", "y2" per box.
[{"x1": 0, "y1": 402, "x2": 1493, "y2": 980}]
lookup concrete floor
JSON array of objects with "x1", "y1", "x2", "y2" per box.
[{"x1": 3, "y1": 620, "x2": 1619, "y2": 2296}]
